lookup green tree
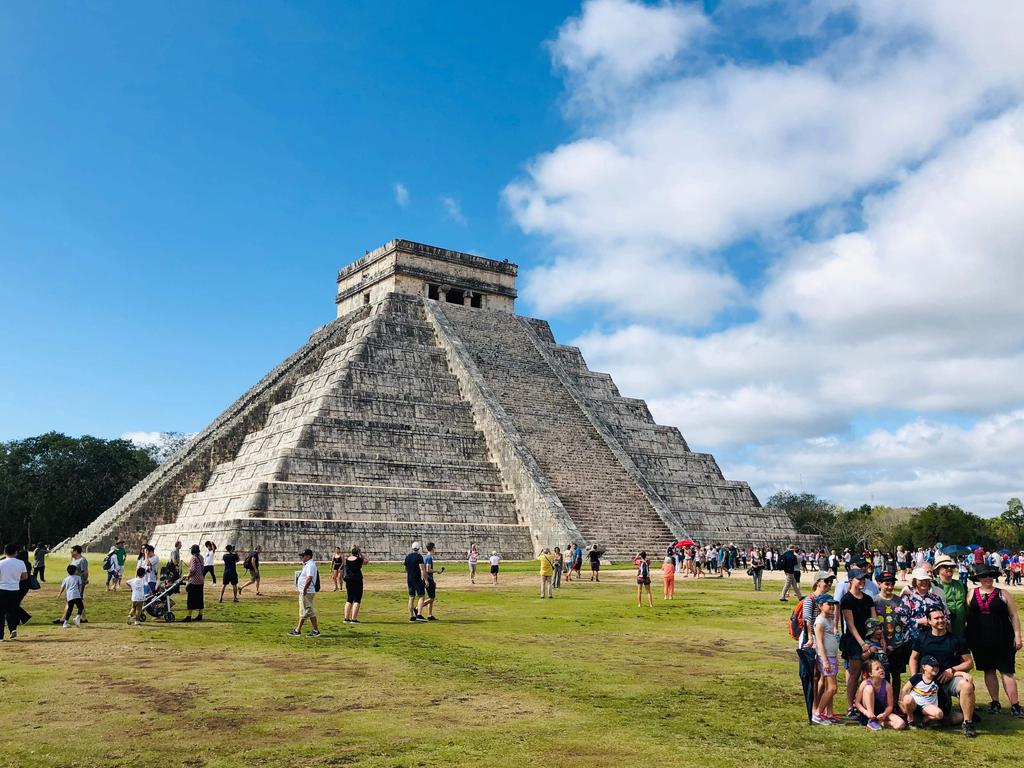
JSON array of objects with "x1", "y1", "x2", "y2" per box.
[
  {"x1": 998, "y1": 497, "x2": 1024, "y2": 547},
  {"x1": 905, "y1": 503, "x2": 993, "y2": 550},
  {"x1": 0, "y1": 432, "x2": 156, "y2": 546}
]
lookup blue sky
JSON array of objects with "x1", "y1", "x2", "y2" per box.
[{"x1": 2, "y1": 2, "x2": 1022, "y2": 514}]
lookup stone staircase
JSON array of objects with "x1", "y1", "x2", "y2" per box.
[
  {"x1": 438, "y1": 303, "x2": 675, "y2": 559},
  {"x1": 542, "y1": 335, "x2": 820, "y2": 549},
  {"x1": 150, "y1": 295, "x2": 535, "y2": 561}
]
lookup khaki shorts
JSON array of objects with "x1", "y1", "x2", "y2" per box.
[{"x1": 298, "y1": 592, "x2": 316, "y2": 619}]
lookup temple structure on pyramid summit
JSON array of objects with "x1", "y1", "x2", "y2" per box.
[{"x1": 69, "y1": 239, "x2": 819, "y2": 560}]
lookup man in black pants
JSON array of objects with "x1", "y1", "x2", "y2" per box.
[
  {"x1": 779, "y1": 544, "x2": 802, "y2": 602},
  {"x1": 31, "y1": 543, "x2": 48, "y2": 583}
]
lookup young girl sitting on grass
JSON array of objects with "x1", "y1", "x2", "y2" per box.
[{"x1": 855, "y1": 659, "x2": 906, "y2": 730}]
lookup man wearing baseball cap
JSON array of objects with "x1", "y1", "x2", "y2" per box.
[{"x1": 289, "y1": 548, "x2": 320, "y2": 638}]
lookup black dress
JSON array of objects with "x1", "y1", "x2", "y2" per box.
[
  {"x1": 966, "y1": 587, "x2": 1016, "y2": 674},
  {"x1": 343, "y1": 557, "x2": 364, "y2": 603}
]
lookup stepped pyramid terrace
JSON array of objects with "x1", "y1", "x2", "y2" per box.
[{"x1": 70, "y1": 240, "x2": 818, "y2": 560}]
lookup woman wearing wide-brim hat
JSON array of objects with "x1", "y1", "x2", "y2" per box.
[{"x1": 965, "y1": 563, "x2": 1023, "y2": 717}]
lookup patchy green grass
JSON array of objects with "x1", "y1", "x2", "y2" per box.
[{"x1": 2, "y1": 557, "x2": 1021, "y2": 767}]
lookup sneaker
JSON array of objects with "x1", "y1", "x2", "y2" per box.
[
  {"x1": 9, "y1": 630, "x2": 16, "y2": 639},
  {"x1": 414, "y1": 615, "x2": 428, "y2": 622},
  {"x1": 350, "y1": 619, "x2": 360, "y2": 624},
  {"x1": 989, "y1": 701, "x2": 1002, "y2": 715},
  {"x1": 62, "y1": 621, "x2": 70, "y2": 629},
  {"x1": 427, "y1": 616, "x2": 438, "y2": 621},
  {"x1": 866, "y1": 719, "x2": 882, "y2": 731},
  {"x1": 962, "y1": 720, "x2": 977, "y2": 738},
  {"x1": 409, "y1": 616, "x2": 418, "y2": 622},
  {"x1": 309, "y1": 630, "x2": 321, "y2": 637},
  {"x1": 1011, "y1": 704, "x2": 1024, "y2": 718},
  {"x1": 826, "y1": 714, "x2": 842, "y2": 723},
  {"x1": 287, "y1": 629, "x2": 301, "y2": 636},
  {"x1": 846, "y1": 707, "x2": 859, "y2": 721},
  {"x1": 182, "y1": 616, "x2": 192, "y2": 623},
  {"x1": 810, "y1": 714, "x2": 832, "y2": 725},
  {"x1": 73, "y1": 616, "x2": 81, "y2": 627}
]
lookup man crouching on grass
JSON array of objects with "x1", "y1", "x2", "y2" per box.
[{"x1": 907, "y1": 607, "x2": 977, "y2": 737}]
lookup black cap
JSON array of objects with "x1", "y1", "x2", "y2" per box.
[
  {"x1": 300, "y1": 548, "x2": 314, "y2": 557},
  {"x1": 920, "y1": 655, "x2": 940, "y2": 668}
]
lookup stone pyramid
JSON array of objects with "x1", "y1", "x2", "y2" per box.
[{"x1": 70, "y1": 240, "x2": 817, "y2": 560}]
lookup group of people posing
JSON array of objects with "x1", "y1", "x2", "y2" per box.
[{"x1": 790, "y1": 551, "x2": 1021, "y2": 738}]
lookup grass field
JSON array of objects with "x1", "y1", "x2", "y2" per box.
[{"x1": 3, "y1": 556, "x2": 1021, "y2": 767}]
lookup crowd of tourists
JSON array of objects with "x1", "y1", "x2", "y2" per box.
[
  {"x1": 3, "y1": 536, "x2": 1021, "y2": 742},
  {"x1": 777, "y1": 544, "x2": 1023, "y2": 738}
]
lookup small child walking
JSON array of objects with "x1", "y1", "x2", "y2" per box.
[
  {"x1": 127, "y1": 566, "x2": 147, "y2": 625},
  {"x1": 635, "y1": 551, "x2": 653, "y2": 607},
  {"x1": 58, "y1": 565, "x2": 84, "y2": 628},
  {"x1": 662, "y1": 556, "x2": 675, "y2": 599},
  {"x1": 489, "y1": 552, "x2": 501, "y2": 586}
]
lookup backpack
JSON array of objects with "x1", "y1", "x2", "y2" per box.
[
  {"x1": 102, "y1": 553, "x2": 113, "y2": 571},
  {"x1": 243, "y1": 553, "x2": 254, "y2": 570},
  {"x1": 788, "y1": 596, "x2": 809, "y2": 640}
]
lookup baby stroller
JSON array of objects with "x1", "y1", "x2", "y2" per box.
[{"x1": 140, "y1": 567, "x2": 183, "y2": 623}]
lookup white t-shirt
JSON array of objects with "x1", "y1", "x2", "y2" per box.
[
  {"x1": 145, "y1": 554, "x2": 160, "y2": 581},
  {"x1": 489, "y1": 555, "x2": 500, "y2": 567},
  {"x1": 203, "y1": 550, "x2": 214, "y2": 567},
  {"x1": 62, "y1": 574, "x2": 83, "y2": 601},
  {"x1": 0, "y1": 556, "x2": 28, "y2": 590},
  {"x1": 127, "y1": 577, "x2": 147, "y2": 602},
  {"x1": 71, "y1": 555, "x2": 89, "y2": 583},
  {"x1": 296, "y1": 560, "x2": 318, "y2": 594}
]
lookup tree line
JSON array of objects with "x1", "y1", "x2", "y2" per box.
[
  {"x1": 768, "y1": 490, "x2": 1024, "y2": 552},
  {"x1": 0, "y1": 432, "x2": 157, "y2": 546}
]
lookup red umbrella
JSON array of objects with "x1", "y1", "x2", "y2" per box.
[{"x1": 676, "y1": 539, "x2": 695, "y2": 548}]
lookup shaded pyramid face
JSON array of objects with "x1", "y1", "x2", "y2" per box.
[{"x1": 70, "y1": 241, "x2": 819, "y2": 560}]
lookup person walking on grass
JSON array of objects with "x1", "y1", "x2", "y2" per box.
[
  {"x1": 239, "y1": 545, "x2": 263, "y2": 595},
  {"x1": 0, "y1": 543, "x2": 28, "y2": 641},
  {"x1": 289, "y1": 548, "x2": 320, "y2": 637},
  {"x1": 219, "y1": 544, "x2": 240, "y2": 603},
  {"x1": 749, "y1": 548, "x2": 765, "y2": 592},
  {"x1": 68, "y1": 545, "x2": 90, "y2": 623},
  {"x1": 343, "y1": 546, "x2": 368, "y2": 623},
  {"x1": 104, "y1": 546, "x2": 123, "y2": 591},
  {"x1": 778, "y1": 544, "x2": 801, "y2": 602},
  {"x1": 965, "y1": 563, "x2": 1023, "y2": 717},
  {"x1": 183, "y1": 544, "x2": 205, "y2": 623},
  {"x1": 405, "y1": 542, "x2": 428, "y2": 622},
  {"x1": 58, "y1": 564, "x2": 85, "y2": 628},
  {"x1": 635, "y1": 552, "x2": 653, "y2": 607},
  {"x1": 202, "y1": 541, "x2": 217, "y2": 584},
  {"x1": 468, "y1": 544, "x2": 479, "y2": 585},
  {"x1": 662, "y1": 556, "x2": 675, "y2": 599},
  {"x1": 489, "y1": 551, "x2": 501, "y2": 586},
  {"x1": 331, "y1": 546, "x2": 344, "y2": 592},
  {"x1": 538, "y1": 547, "x2": 555, "y2": 599},
  {"x1": 169, "y1": 540, "x2": 182, "y2": 572},
  {"x1": 31, "y1": 543, "x2": 48, "y2": 583},
  {"x1": 127, "y1": 567, "x2": 147, "y2": 625},
  {"x1": 423, "y1": 542, "x2": 441, "y2": 620}
]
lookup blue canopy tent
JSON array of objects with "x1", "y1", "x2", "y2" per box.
[{"x1": 941, "y1": 545, "x2": 971, "y2": 555}]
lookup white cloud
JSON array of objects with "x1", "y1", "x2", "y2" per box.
[
  {"x1": 441, "y1": 195, "x2": 467, "y2": 226},
  {"x1": 552, "y1": 0, "x2": 708, "y2": 104},
  {"x1": 726, "y1": 411, "x2": 1024, "y2": 515},
  {"x1": 512, "y1": 1, "x2": 1024, "y2": 513},
  {"x1": 121, "y1": 431, "x2": 164, "y2": 447},
  {"x1": 394, "y1": 182, "x2": 410, "y2": 207}
]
